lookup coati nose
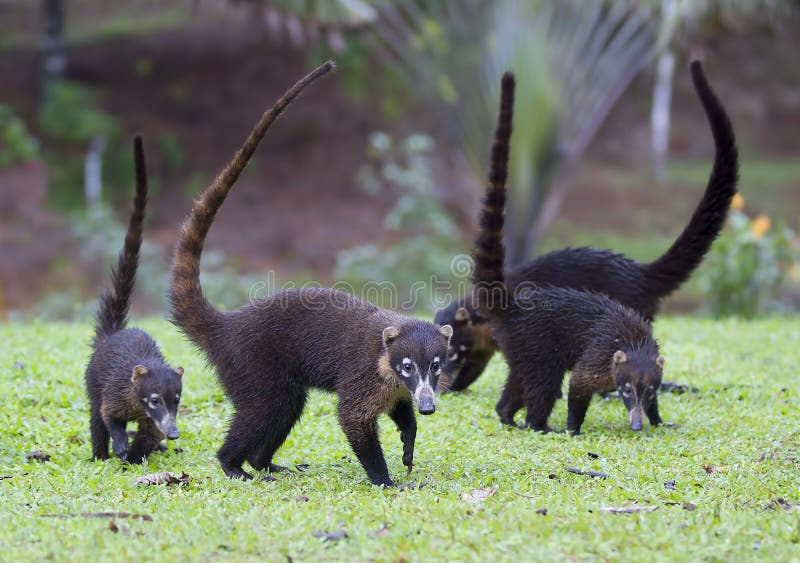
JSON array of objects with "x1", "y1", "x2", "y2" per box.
[
  {"x1": 629, "y1": 406, "x2": 644, "y2": 431},
  {"x1": 166, "y1": 425, "x2": 180, "y2": 440},
  {"x1": 418, "y1": 394, "x2": 436, "y2": 415}
]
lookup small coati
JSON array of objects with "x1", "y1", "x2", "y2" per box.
[
  {"x1": 168, "y1": 62, "x2": 453, "y2": 486},
  {"x1": 473, "y1": 72, "x2": 665, "y2": 434},
  {"x1": 437, "y1": 61, "x2": 738, "y2": 393},
  {"x1": 85, "y1": 137, "x2": 184, "y2": 463}
]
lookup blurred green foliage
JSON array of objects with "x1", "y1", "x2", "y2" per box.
[
  {"x1": 0, "y1": 105, "x2": 39, "y2": 168},
  {"x1": 701, "y1": 206, "x2": 797, "y2": 318},
  {"x1": 38, "y1": 80, "x2": 118, "y2": 143},
  {"x1": 335, "y1": 132, "x2": 461, "y2": 309}
]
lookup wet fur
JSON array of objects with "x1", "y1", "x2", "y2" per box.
[
  {"x1": 85, "y1": 137, "x2": 183, "y2": 462},
  {"x1": 169, "y1": 63, "x2": 451, "y2": 486},
  {"x1": 472, "y1": 73, "x2": 664, "y2": 434},
  {"x1": 438, "y1": 61, "x2": 738, "y2": 391}
]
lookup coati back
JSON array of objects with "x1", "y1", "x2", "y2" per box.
[
  {"x1": 169, "y1": 62, "x2": 453, "y2": 486},
  {"x1": 437, "y1": 61, "x2": 738, "y2": 392},
  {"x1": 85, "y1": 137, "x2": 184, "y2": 463},
  {"x1": 472, "y1": 73, "x2": 665, "y2": 434}
]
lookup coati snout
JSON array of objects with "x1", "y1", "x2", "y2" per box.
[
  {"x1": 612, "y1": 350, "x2": 664, "y2": 431},
  {"x1": 383, "y1": 323, "x2": 453, "y2": 415},
  {"x1": 132, "y1": 365, "x2": 184, "y2": 439}
]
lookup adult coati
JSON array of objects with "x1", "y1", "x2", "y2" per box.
[
  {"x1": 437, "y1": 61, "x2": 738, "y2": 393},
  {"x1": 85, "y1": 137, "x2": 184, "y2": 463},
  {"x1": 168, "y1": 62, "x2": 453, "y2": 486},
  {"x1": 473, "y1": 72, "x2": 666, "y2": 434}
]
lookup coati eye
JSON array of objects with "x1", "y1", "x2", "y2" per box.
[
  {"x1": 149, "y1": 397, "x2": 160, "y2": 406},
  {"x1": 401, "y1": 359, "x2": 413, "y2": 375},
  {"x1": 431, "y1": 359, "x2": 441, "y2": 373}
]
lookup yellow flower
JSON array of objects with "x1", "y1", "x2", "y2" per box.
[
  {"x1": 731, "y1": 193, "x2": 744, "y2": 210},
  {"x1": 751, "y1": 215, "x2": 771, "y2": 238}
]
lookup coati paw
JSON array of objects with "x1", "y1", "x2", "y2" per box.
[
  {"x1": 112, "y1": 441, "x2": 128, "y2": 461},
  {"x1": 268, "y1": 463, "x2": 290, "y2": 473},
  {"x1": 155, "y1": 443, "x2": 169, "y2": 453}
]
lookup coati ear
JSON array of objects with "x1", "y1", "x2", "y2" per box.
[
  {"x1": 613, "y1": 351, "x2": 627, "y2": 365},
  {"x1": 438, "y1": 324, "x2": 453, "y2": 340},
  {"x1": 454, "y1": 307, "x2": 471, "y2": 323},
  {"x1": 656, "y1": 355, "x2": 665, "y2": 368},
  {"x1": 382, "y1": 326, "x2": 399, "y2": 346},
  {"x1": 131, "y1": 365, "x2": 149, "y2": 382},
  {"x1": 174, "y1": 367, "x2": 184, "y2": 377}
]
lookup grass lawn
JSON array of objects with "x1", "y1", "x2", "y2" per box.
[{"x1": 2, "y1": 317, "x2": 799, "y2": 561}]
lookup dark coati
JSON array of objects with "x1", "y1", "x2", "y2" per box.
[
  {"x1": 473, "y1": 72, "x2": 665, "y2": 434},
  {"x1": 85, "y1": 137, "x2": 184, "y2": 463},
  {"x1": 168, "y1": 62, "x2": 453, "y2": 486},
  {"x1": 438, "y1": 61, "x2": 738, "y2": 393}
]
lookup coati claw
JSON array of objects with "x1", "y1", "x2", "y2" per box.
[{"x1": 405, "y1": 463, "x2": 413, "y2": 475}]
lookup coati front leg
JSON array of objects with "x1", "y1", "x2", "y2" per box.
[
  {"x1": 495, "y1": 368, "x2": 525, "y2": 425},
  {"x1": 339, "y1": 403, "x2": 393, "y2": 487},
  {"x1": 646, "y1": 394, "x2": 663, "y2": 427},
  {"x1": 126, "y1": 418, "x2": 163, "y2": 464},
  {"x1": 101, "y1": 409, "x2": 129, "y2": 460},
  {"x1": 388, "y1": 398, "x2": 416, "y2": 473},
  {"x1": 89, "y1": 400, "x2": 110, "y2": 460},
  {"x1": 522, "y1": 366, "x2": 565, "y2": 433},
  {"x1": 566, "y1": 369, "x2": 595, "y2": 435}
]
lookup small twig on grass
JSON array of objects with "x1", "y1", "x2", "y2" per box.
[
  {"x1": 565, "y1": 467, "x2": 608, "y2": 479},
  {"x1": 599, "y1": 505, "x2": 659, "y2": 514}
]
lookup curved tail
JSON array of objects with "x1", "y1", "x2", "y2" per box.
[
  {"x1": 169, "y1": 61, "x2": 335, "y2": 348},
  {"x1": 93, "y1": 136, "x2": 147, "y2": 347},
  {"x1": 472, "y1": 72, "x2": 514, "y2": 313},
  {"x1": 644, "y1": 61, "x2": 739, "y2": 298}
]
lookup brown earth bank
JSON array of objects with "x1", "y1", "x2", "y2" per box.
[{"x1": 0, "y1": 23, "x2": 798, "y2": 313}]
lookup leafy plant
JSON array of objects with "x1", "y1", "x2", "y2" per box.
[
  {"x1": 37, "y1": 80, "x2": 118, "y2": 144},
  {"x1": 335, "y1": 132, "x2": 461, "y2": 311},
  {"x1": 701, "y1": 197, "x2": 797, "y2": 318},
  {"x1": 0, "y1": 105, "x2": 39, "y2": 169}
]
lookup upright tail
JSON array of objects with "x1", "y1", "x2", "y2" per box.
[
  {"x1": 644, "y1": 61, "x2": 739, "y2": 298},
  {"x1": 93, "y1": 136, "x2": 148, "y2": 347},
  {"x1": 169, "y1": 61, "x2": 335, "y2": 349},
  {"x1": 471, "y1": 72, "x2": 515, "y2": 314}
]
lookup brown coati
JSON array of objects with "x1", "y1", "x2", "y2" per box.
[
  {"x1": 85, "y1": 137, "x2": 184, "y2": 463},
  {"x1": 472, "y1": 72, "x2": 665, "y2": 434},
  {"x1": 437, "y1": 61, "x2": 738, "y2": 393},
  {"x1": 168, "y1": 62, "x2": 453, "y2": 486}
]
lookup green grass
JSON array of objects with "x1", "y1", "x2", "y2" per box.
[{"x1": 2, "y1": 318, "x2": 800, "y2": 560}]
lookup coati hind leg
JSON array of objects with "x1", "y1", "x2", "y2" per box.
[
  {"x1": 388, "y1": 398, "x2": 416, "y2": 472},
  {"x1": 246, "y1": 388, "x2": 308, "y2": 474},
  {"x1": 521, "y1": 366, "x2": 565, "y2": 433},
  {"x1": 126, "y1": 418, "x2": 163, "y2": 464},
  {"x1": 89, "y1": 400, "x2": 110, "y2": 460},
  {"x1": 338, "y1": 400, "x2": 393, "y2": 487},
  {"x1": 495, "y1": 368, "x2": 525, "y2": 426}
]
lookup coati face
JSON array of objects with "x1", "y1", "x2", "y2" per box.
[
  {"x1": 383, "y1": 323, "x2": 453, "y2": 415},
  {"x1": 434, "y1": 303, "x2": 491, "y2": 385},
  {"x1": 131, "y1": 365, "x2": 184, "y2": 439},
  {"x1": 612, "y1": 350, "x2": 664, "y2": 431}
]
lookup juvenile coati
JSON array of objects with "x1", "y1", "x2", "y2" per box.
[
  {"x1": 85, "y1": 137, "x2": 184, "y2": 463},
  {"x1": 473, "y1": 72, "x2": 665, "y2": 434},
  {"x1": 438, "y1": 61, "x2": 738, "y2": 393},
  {"x1": 168, "y1": 62, "x2": 453, "y2": 486}
]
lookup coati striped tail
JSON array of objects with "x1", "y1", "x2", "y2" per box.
[
  {"x1": 645, "y1": 61, "x2": 739, "y2": 297},
  {"x1": 93, "y1": 136, "x2": 148, "y2": 347},
  {"x1": 169, "y1": 61, "x2": 335, "y2": 348},
  {"x1": 471, "y1": 72, "x2": 514, "y2": 312}
]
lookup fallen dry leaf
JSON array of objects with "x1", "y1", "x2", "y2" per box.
[
  {"x1": 108, "y1": 520, "x2": 119, "y2": 533},
  {"x1": 599, "y1": 505, "x2": 659, "y2": 514},
  {"x1": 135, "y1": 471, "x2": 190, "y2": 486},
  {"x1": 461, "y1": 488, "x2": 497, "y2": 502},
  {"x1": 26, "y1": 450, "x2": 50, "y2": 462}
]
